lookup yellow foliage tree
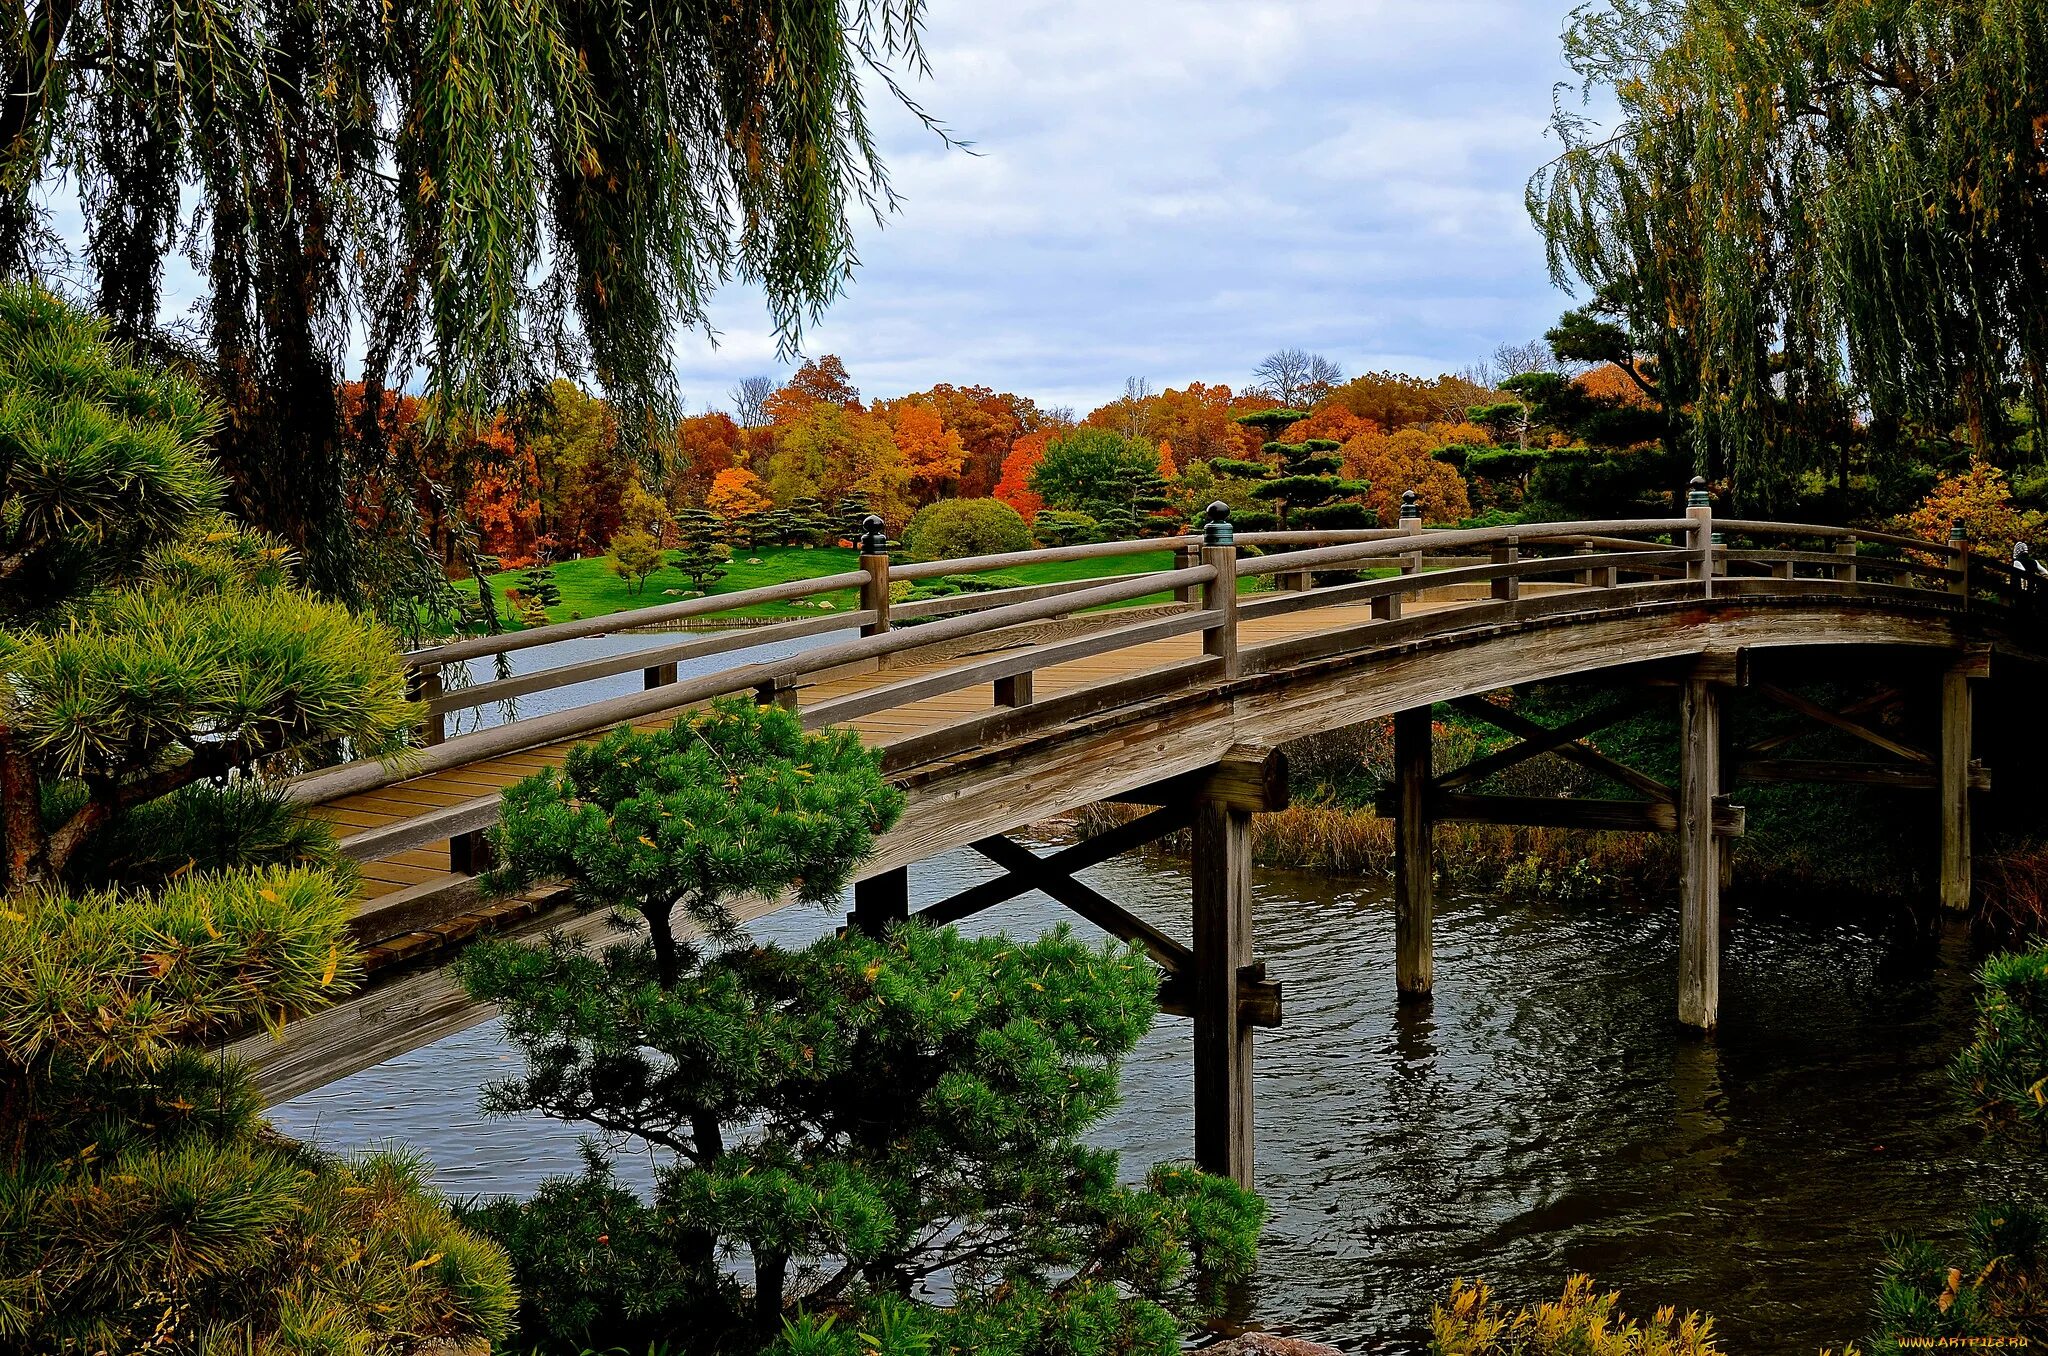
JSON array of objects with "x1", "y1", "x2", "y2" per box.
[{"x1": 1432, "y1": 1275, "x2": 1721, "y2": 1356}]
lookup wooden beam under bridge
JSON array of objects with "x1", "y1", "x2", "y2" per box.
[{"x1": 885, "y1": 743, "x2": 1290, "y2": 1188}]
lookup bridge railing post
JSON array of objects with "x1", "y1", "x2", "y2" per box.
[
  {"x1": 1200, "y1": 502, "x2": 1239, "y2": 680},
  {"x1": 1949, "y1": 524, "x2": 1970, "y2": 606},
  {"x1": 410, "y1": 664, "x2": 446, "y2": 746},
  {"x1": 1172, "y1": 541, "x2": 1202, "y2": 605},
  {"x1": 858, "y1": 515, "x2": 892, "y2": 646},
  {"x1": 1489, "y1": 536, "x2": 1519, "y2": 603},
  {"x1": 1374, "y1": 490, "x2": 1423, "y2": 620},
  {"x1": 1835, "y1": 535, "x2": 1860, "y2": 585},
  {"x1": 1687, "y1": 476, "x2": 1713, "y2": 597}
]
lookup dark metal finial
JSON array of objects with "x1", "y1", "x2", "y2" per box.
[
  {"x1": 1203, "y1": 500, "x2": 1234, "y2": 548},
  {"x1": 1400, "y1": 488, "x2": 1421, "y2": 520},
  {"x1": 1949, "y1": 522, "x2": 1968, "y2": 541},
  {"x1": 1687, "y1": 475, "x2": 1711, "y2": 509},
  {"x1": 860, "y1": 514, "x2": 887, "y2": 553}
]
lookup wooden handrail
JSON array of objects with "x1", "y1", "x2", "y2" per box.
[
  {"x1": 293, "y1": 512, "x2": 2033, "y2": 819},
  {"x1": 890, "y1": 535, "x2": 1194, "y2": 583},
  {"x1": 1235, "y1": 518, "x2": 1690, "y2": 578},
  {"x1": 412, "y1": 568, "x2": 871, "y2": 666},
  {"x1": 289, "y1": 563, "x2": 1218, "y2": 804}
]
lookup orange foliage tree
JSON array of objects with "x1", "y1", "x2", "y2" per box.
[
  {"x1": 919, "y1": 384, "x2": 1045, "y2": 496},
  {"x1": 1341, "y1": 426, "x2": 1473, "y2": 524},
  {"x1": 707, "y1": 466, "x2": 772, "y2": 522},
  {"x1": 993, "y1": 430, "x2": 1054, "y2": 521},
  {"x1": 888, "y1": 401, "x2": 967, "y2": 498},
  {"x1": 670, "y1": 411, "x2": 742, "y2": 509},
  {"x1": 1897, "y1": 458, "x2": 2045, "y2": 557},
  {"x1": 763, "y1": 354, "x2": 863, "y2": 425}
]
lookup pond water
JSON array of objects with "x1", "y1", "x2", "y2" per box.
[{"x1": 275, "y1": 825, "x2": 2026, "y2": 1352}]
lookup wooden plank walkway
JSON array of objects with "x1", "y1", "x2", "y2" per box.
[{"x1": 313, "y1": 598, "x2": 1426, "y2": 911}]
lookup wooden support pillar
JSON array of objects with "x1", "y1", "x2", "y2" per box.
[
  {"x1": 755, "y1": 678, "x2": 799, "y2": 710},
  {"x1": 850, "y1": 867, "x2": 910, "y2": 937},
  {"x1": 1191, "y1": 795, "x2": 1254, "y2": 1188},
  {"x1": 1171, "y1": 543, "x2": 1202, "y2": 605},
  {"x1": 450, "y1": 827, "x2": 494, "y2": 876},
  {"x1": 1678, "y1": 666, "x2": 1722, "y2": 1032},
  {"x1": 1939, "y1": 660, "x2": 1975, "y2": 912},
  {"x1": 994, "y1": 672, "x2": 1033, "y2": 708},
  {"x1": 643, "y1": 661, "x2": 678, "y2": 690},
  {"x1": 1835, "y1": 537, "x2": 1859, "y2": 584},
  {"x1": 1394, "y1": 705, "x2": 1434, "y2": 1001}
]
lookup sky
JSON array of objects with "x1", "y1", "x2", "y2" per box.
[{"x1": 675, "y1": 0, "x2": 1597, "y2": 416}]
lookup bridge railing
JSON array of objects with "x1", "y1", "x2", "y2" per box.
[{"x1": 299, "y1": 500, "x2": 2018, "y2": 825}]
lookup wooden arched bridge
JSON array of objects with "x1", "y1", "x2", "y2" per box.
[{"x1": 235, "y1": 491, "x2": 2048, "y2": 1186}]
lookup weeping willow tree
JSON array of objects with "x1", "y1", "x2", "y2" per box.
[
  {"x1": 0, "y1": 0, "x2": 945, "y2": 603},
  {"x1": 1529, "y1": 0, "x2": 2048, "y2": 512}
]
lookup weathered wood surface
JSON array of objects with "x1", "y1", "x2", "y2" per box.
[{"x1": 240, "y1": 514, "x2": 2046, "y2": 1102}]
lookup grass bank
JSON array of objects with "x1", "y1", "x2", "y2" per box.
[{"x1": 458, "y1": 545, "x2": 1182, "y2": 628}]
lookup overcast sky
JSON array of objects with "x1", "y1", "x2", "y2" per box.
[{"x1": 680, "y1": 0, "x2": 1594, "y2": 415}]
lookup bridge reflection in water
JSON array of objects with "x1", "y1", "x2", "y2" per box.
[{"x1": 236, "y1": 485, "x2": 2047, "y2": 1188}]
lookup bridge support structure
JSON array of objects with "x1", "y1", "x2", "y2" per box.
[
  {"x1": 894, "y1": 745, "x2": 1287, "y2": 1189},
  {"x1": 1382, "y1": 658, "x2": 1747, "y2": 1032}
]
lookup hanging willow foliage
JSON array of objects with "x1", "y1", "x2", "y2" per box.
[
  {"x1": 0, "y1": 0, "x2": 943, "y2": 600},
  {"x1": 1530, "y1": 0, "x2": 2048, "y2": 511}
]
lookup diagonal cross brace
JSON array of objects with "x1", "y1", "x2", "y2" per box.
[
  {"x1": 914, "y1": 803, "x2": 1193, "y2": 929},
  {"x1": 1447, "y1": 694, "x2": 1674, "y2": 803}
]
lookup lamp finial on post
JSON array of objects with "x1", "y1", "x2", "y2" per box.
[
  {"x1": 859, "y1": 514, "x2": 888, "y2": 554},
  {"x1": 1204, "y1": 501, "x2": 1235, "y2": 548}
]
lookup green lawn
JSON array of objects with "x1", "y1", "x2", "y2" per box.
[{"x1": 460, "y1": 546, "x2": 1184, "y2": 629}]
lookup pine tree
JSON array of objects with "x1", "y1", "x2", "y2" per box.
[
  {"x1": 787, "y1": 495, "x2": 835, "y2": 545},
  {"x1": 1217, "y1": 409, "x2": 1374, "y2": 530},
  {"x1": 669, "y1": 508, "x2": 732, "y2": 590},
  {"x1": 457, "y1": 699, "x2": 1261, "y2": 1354},
  {"x1": 0, "y1": 870, "x2": 515, "y2": 1353},
  {"x1": 838, "y1": 491, "x2": 879, "y2": 546},
  {"x1": 0, "y1": 283, "x2": 414, "y2": 891}
]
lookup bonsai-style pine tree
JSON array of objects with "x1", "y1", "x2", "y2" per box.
[
  {"x1": 669, "y1": 508, "x2": 732, "y2": 590},
  {"x1": 838, "y1": 491, "x2": 879, "y2": 546},
  {"x1": 0, "y1": 283, "x2": 414, "y2": 890},
  {"x1": 1214, "y1": 408, "x2": 1373, "y2": 531},
  {"x1": 0, "y1": 868, "x2": 514, "y2": 1352},
  {"x1": 514, "y1": 552, "x2": 563, "y2": 622},
  {"x1": 786, "y1": 494, "x2": 835, "y2": 545},
  {"x1": 458, "y1": 699, "x2": 1261, "y2": 1354}
]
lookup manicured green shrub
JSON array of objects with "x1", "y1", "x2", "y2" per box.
[{"x1": 903, "y1": 496, "x2": 1031, "y2": 560}]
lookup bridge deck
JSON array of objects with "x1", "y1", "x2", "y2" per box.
[{"x1": 316, "y1": 597, "x2": 1453, "y2": 909}]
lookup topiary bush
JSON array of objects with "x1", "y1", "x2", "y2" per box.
[{"x1": 902, "y1": 496, "x2": 1031, "y2": 561}]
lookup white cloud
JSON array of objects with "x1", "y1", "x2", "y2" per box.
[{"x1": 672, "y1": 0, "x2": 1588, "y2": 414}]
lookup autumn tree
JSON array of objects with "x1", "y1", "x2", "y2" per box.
[
  {"x1": 920, "y1": 383, "x2": 1045, "y2": 495},
  {"x1": 523, "y1": 380, "x2": 630, "y2": 559},
  {"x1": 1341, "y1": 427, "x2": 1472, "y2": 524},
  {"x1": 0, "y1": 1, "x2": 944, "y2": 601},
  {"x1": 763, "y1": 354, "x2": 864, "y2": 425},
  {"x1": 888, "y1": 399, "x2": 967, "y2": 498},
  {"x1": 993, "y1": 429, "x2": 1055, "y2": 521},
  {"x1": 670, "y1": 410, "x2": 744, "y2": 510},
  {"x1": 765, "y1": 402, "x2": 911, "y2": 526},
  {"x1": 1215, "y1": 409, "x2": 1372, "y2": 530}
]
